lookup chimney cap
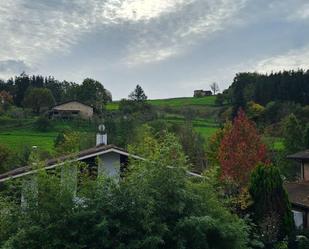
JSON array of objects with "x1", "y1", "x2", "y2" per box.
[{"x1": 98, "y1": 124, "x2": 106, "y2": 133}]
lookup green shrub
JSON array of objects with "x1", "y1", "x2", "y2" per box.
[{"x1": 34, "y1": 116, "x2": 52, "y2": 132}]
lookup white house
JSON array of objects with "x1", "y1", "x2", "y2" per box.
[{"x1": 0, "y1": 144, "x2": 143, "y2": 183}]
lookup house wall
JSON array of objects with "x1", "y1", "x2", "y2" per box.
[
  {"x1": 53, "y1": 101, "x2": 93, "y2": 119},
  {"x1": 304, "y1": 162, "x2": 309, "y2": 181},
  {"x1": 194, "y1": 90, "x2": 212, "y2": 97},
  {"x1": 98, "y1": 152, "x2": 121, "y2": 177}
]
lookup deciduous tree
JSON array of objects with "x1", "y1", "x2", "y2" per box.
[
  {"x1": 0, "y1": 133, "x2": 249, "y2": 249},
  {"x1": 77, "y1": 78, "x2": 110, "y2": 113},
  {"x1": 0, "y1": 90, "x2": 13, "y2": 112},
  {"x1": 218, "y1": 109, "x2": 267, "y2": 187},
  {"x1": 206, "y1": 122, "x2": 232, "y2": 167},
  {"x1": 210, "y1": 82, "x2": 219, "y2": 95},
  {"x1": 23, "y1": 88, "x2": 55, "y2": 114},
  {"x1": 283, "y1": 113, "x2": 305, "y2": 153}
]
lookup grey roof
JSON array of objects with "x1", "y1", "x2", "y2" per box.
[
  {"x1": 0, "y1": 144, "x2": 128, "y2": 182},
  {"x1": 285, "y1": 181, "x2": 309, "y2": 209},
  {"x1": 52, "y1": 100, "x2": 93, "y2": 109},
  {"x1": 287, "y1": 150, "x2": 309, "y2": 160}
]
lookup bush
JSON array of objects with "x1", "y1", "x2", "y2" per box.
[
  {"x1": 298, "y1": 236, "x2": 309, "y2": 249},
  {"x1": 0, "y1": 145, "x2": 12, "y2": 173},
  {"x1": 0, "y1": 133, "x2": 250, "y2": 248},
  {"x1": 34, "y1": 116, "x2": 53, "y2": 132}
]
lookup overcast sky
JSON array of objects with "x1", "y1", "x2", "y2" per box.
[{"x1": 0, "y1": 0, "x2": 309, "y2": 99}]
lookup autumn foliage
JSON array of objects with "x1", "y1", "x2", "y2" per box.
[{"x1": 219, "y1": 109, "x2": 267, "y2": 186}]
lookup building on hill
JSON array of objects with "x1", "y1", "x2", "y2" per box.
[
  {"x1": 194, "y1": 90, "x2": 212, "y2": 97},
  {"x1": 285, "y1": 150, "x2": 309, "y2": 229},
  {"x1": 49, "y1": 101, "x2": 93, "y2": 119}
]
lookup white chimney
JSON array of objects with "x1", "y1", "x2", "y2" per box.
[{"x1": 96, "y1": 124, "x2": 107, "y2": 146}]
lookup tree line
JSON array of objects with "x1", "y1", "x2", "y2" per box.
[
  {"x1": 0, "y1": 73, "x2": 112, "y2": 113},
  {"x1": 225, "y1": 70, "x2": 309, "y2": 116}
]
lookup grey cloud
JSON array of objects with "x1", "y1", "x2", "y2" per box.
[
  {"x1": 0, "y1": 60, "x2": 31, "y2": 80},
  {"x1": 1, "y1": 0, "x2": 309, "y2": 99}
]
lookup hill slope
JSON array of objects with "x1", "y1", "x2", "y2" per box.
[{"x1": 106, "y1": 96, "x2": 216, "y2": 110}]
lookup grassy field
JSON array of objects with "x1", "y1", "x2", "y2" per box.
[
  {"x1": 0, "y1": 130, "x2": 57, "y2": 152},
  {"x1": 148, "y1": 96, "x2": 216, "y2": 107},
  {"x1": 162, "y1": 116, "x2": 220, "y2": 139},
  {"x1": 106, "y1": 96, "x2": 219, "y2": 139},
  {"x1": 263, "y1": 137, "x2": 285, "y2": 151},
  {"x1": 0, "y1": 119, "x2": 96, "y2": 152},
  {"x1": 106, "y1": 96, "x2": 216, "y2": 110}
]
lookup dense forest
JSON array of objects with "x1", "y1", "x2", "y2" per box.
[
  {"x1": 227, "y1": 70, "x2": 309, "y2": 115},
  {"x1": 0, "y1": 73, "x2": 112, "y2": 113}
]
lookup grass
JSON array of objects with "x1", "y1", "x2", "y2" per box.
[
  {"x1": 162, "y1": 116, "x2": 220, "y2": 139},
  {"x1": 0, "y1": 130, "x2": 57, "y2": 152},
  {"x1": 106, "y1": 96, "x2": 217, "y2": 110},
  {"x1": 105, "y1": 96, "x2": 220, "y2": 139},
  {"x1": 0, "y1": 95, "x2": 220, "y2": 153},
  {"x1": 148, "y1": 96, "x2": 216, "y2": 107},
  {"x1": 105, "y1": 102, "x2": 119, "y2": 111},
  {"x1": 0, "y1": 119, "x2": 96, "y2": 152},
  {"x1": 263, "y1": 136, "x2": 285, "y2": 151}
]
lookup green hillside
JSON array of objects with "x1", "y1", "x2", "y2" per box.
[
  {"x1": 161, "y1": 116, "x2": 220, "y2": 139},
  {"x1": 0, "y1": 119, "x2": 96, "y2": 152},
  {"x1": 0, "y1": 96, "x2": 218, "y2": 153},
  {"x1": 106, "y1": 96, "x2": 216, "y2": 110}
]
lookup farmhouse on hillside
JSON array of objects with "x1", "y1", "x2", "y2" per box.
[
  {"x1": 193, "y1": 90, "x2": 212, "y2": 97},
  {"x1": 49, "y1": 101, "x2": 93, "y2": 119},
  {"x1": 285, "y1": 150, "x2": 309, "y2": 229}
]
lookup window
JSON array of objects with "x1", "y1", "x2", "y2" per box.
[{"x1": 293, "y1": 210, "x2": 304, "y2": 229}]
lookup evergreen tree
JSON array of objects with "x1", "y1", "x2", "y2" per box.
[
  {"x1": 249, "y1": 163, "x2": 294, "y2": 247},
  {"x1": 283, "y1": 113, "x2": 305, "y2": 153},
  {"x1": 304, "y1": 124, "x2": 309, "y2": 149},
  {"x1": 129, "y1": 84, "x2": 147, "y2": 102}
]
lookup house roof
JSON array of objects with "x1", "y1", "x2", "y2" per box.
[
  {"x1": 287, "y1": 150, "x2": 309, "y2": 160},
  {"x1": 284, "y1": 181, "x2": 309, "y2": 210},
  {"x1": 52, "y1": 100, "x2": 93, "y2": 109},
  {"x1": 0, "y1": 144, "x2": 141, "y2": 183}
]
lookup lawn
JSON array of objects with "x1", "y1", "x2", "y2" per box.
[
  {"x1": 0, "y1": 119, "x2": 96, "y2": 152},
  {"x1": 0, "y1": 130, "x2": 57, "y2": 152},
  {"x1": 106, "y1": 96, "x2": 217, "y2": 110}
]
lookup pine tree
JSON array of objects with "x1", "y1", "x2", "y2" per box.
[
  {"x1": 249, "y1": 163, "x2": 294, "y2": 246},
  {"x1": 128, "y1": 85, "x2": 147, "y2": 102}
]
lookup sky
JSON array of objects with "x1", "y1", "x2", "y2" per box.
[{"x1": 0, "y1": 0, "x2": 309, "y2": 100}]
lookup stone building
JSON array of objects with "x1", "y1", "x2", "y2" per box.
[{"x1": 49, "y1": 101, "x2": 93, "y2": 119}]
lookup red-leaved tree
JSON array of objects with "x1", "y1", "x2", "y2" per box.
[{"x1": 219, "y1": 109, "x2": 267, "y2": 187}]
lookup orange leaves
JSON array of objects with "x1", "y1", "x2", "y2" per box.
[{"x1": 219, "y1": 109, "x2": 267, "y2": 187}]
